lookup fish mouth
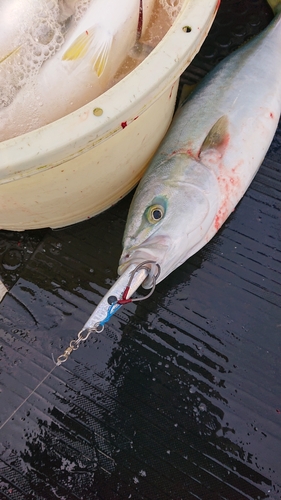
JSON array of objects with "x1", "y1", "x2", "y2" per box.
[
  {"x1": 118, "y1": 237, "x2": 170, "y2": 289},
  {"x1": 118, "y1": 252, "x2": 161, "y2": 289}
]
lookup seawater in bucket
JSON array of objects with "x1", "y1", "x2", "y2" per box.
[{"x1": 0, "y1": 0, "x2": 219, "y2": 230}]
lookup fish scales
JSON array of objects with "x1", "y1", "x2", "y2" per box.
[{"x1": 118, "y1": 8, "x2": 281, "y2": 288}]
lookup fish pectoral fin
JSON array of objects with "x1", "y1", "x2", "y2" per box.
[
  {"x1": 199, "y1": 115, "x2": 229, "y2": 162},
  {"x1": 0, "y1": 46, "x2": 21, "y2": 64},
  {"x1": 62, "y1": 31, "x2": 93, "y2": 60},
  {"x1": 92, "y1": 35, "x2": 113, "y2": 77},
  {"x1": 62, "y1": 25, "x2": 113, "y2": 77}
]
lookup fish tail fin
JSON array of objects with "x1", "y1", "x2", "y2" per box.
[
  {"x1": 62, "y1": 26, "x2": 113, "y2": 77},
  {"x1": 266, "y1": 0, "x2": 281, "y2": 14},
  {"x1": 0, "y1": 46, "x2": 21, "y2": 64}
]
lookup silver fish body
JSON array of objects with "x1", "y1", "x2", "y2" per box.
[{"x1": 119, "y1": 11, "x2": 281, "y2": 288}]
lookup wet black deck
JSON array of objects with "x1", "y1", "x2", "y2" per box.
[{"x1": 0, "y1": 1, "x2": 281, "y2": 499}]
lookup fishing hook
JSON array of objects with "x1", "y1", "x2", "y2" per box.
[{"x1": 117, "y1": 260, "x2": 161, "y2": 305}]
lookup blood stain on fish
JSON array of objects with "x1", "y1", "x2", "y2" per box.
[{"x1": 214, "y1": 206, "x2": 228, "y2": 231}]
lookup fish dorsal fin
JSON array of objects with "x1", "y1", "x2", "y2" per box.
[
  {"x1": 178, "y1": 83, "x2": 197, "y2": 107},
  {"x1": 199, "y1": 115, "x2": 229, "y2": 163},
  {"x1": 266, "y1": 0, "x2": 281, "y2": 15},
  {"x1": 62, "y1": 26, "x2": 113, "y2": 77}
]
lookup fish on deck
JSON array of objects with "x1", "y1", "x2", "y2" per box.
[
  {"x1": 0, "y1": 0, "x2": 155, "y2": 141},
  {"x1": 116, "y1": 0, "x2": 281, "y2": 289}
]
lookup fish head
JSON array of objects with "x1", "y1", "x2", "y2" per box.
[{"x1": 118, "y1": 154, "x2": 219, "y2": 288}]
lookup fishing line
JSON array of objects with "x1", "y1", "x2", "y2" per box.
[
  {"x1": 0, "y1": 364, "x2": 57, "y2": 431},
  {"x1": 0, "y1": 261, "x2": 159, "y2": 431},
  {"x1": 0, "y1": 324, "x2": 106, "y2": 431},
  {"x1": 0, "y1": 323, "x2": 109, "y2": 431},
  {"x1": 1, "y1": 323, "x2": 105, "y2": 431}
]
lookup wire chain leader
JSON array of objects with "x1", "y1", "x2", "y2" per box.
[
  {"x1": 55, "y1": 260, "x2": 160, "y2": 366},
  {"x1": 56, "y1": 323, "x2": 104, "y2": 366}
]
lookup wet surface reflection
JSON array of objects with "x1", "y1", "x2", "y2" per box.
[{"x1": 1, "y1": 0, "x2": 281, "y2": 498}]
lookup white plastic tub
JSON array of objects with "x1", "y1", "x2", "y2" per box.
[{"x1": 0, "y1": 0, "x2": 219, "y2": 230}]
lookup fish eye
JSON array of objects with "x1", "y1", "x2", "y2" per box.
[{"x1": 147, "y1": 204, "x2": 165, "y2": 224}]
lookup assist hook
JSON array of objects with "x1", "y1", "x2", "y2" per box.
[{"x1": 118, "y1": 260, "x2": 161, "y2": 304}]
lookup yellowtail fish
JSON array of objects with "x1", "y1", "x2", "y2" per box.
[
  {"x1": 0, "y1": 0, "x2": 78, "y2": 107},
  {"x1": 0, "y1": 0, "x2": 155, "y2": 141},
  {"x1": 118, "y1": 1, "x2": 281, "y2": 289}
]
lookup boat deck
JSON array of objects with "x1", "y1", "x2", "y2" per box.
[{"x1": 0, "y1": 0, "x2": 280, "y2": 498}]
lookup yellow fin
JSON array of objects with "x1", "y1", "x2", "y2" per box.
[
  {"x1": 92, "y1": 37, "x2": 112, "y2": 77},
  {"x1": 178, "y1": 83, "x2": 197, "y2": 107},
  {"x1": 62, "y1": 30, "x2": 92, "y2": 60},
  {"x1": 0, "y1": 46, "x2": 21, "y2": 64},
  {"x1": 266, "y1": 0, "x2": 281, "y2": 14},
  {"x1": 199, "y1": 115, "x2": 229, "y2": 155},
  {"x1": 62, "y1": 26, "x2": 113, "y2": 77}
]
